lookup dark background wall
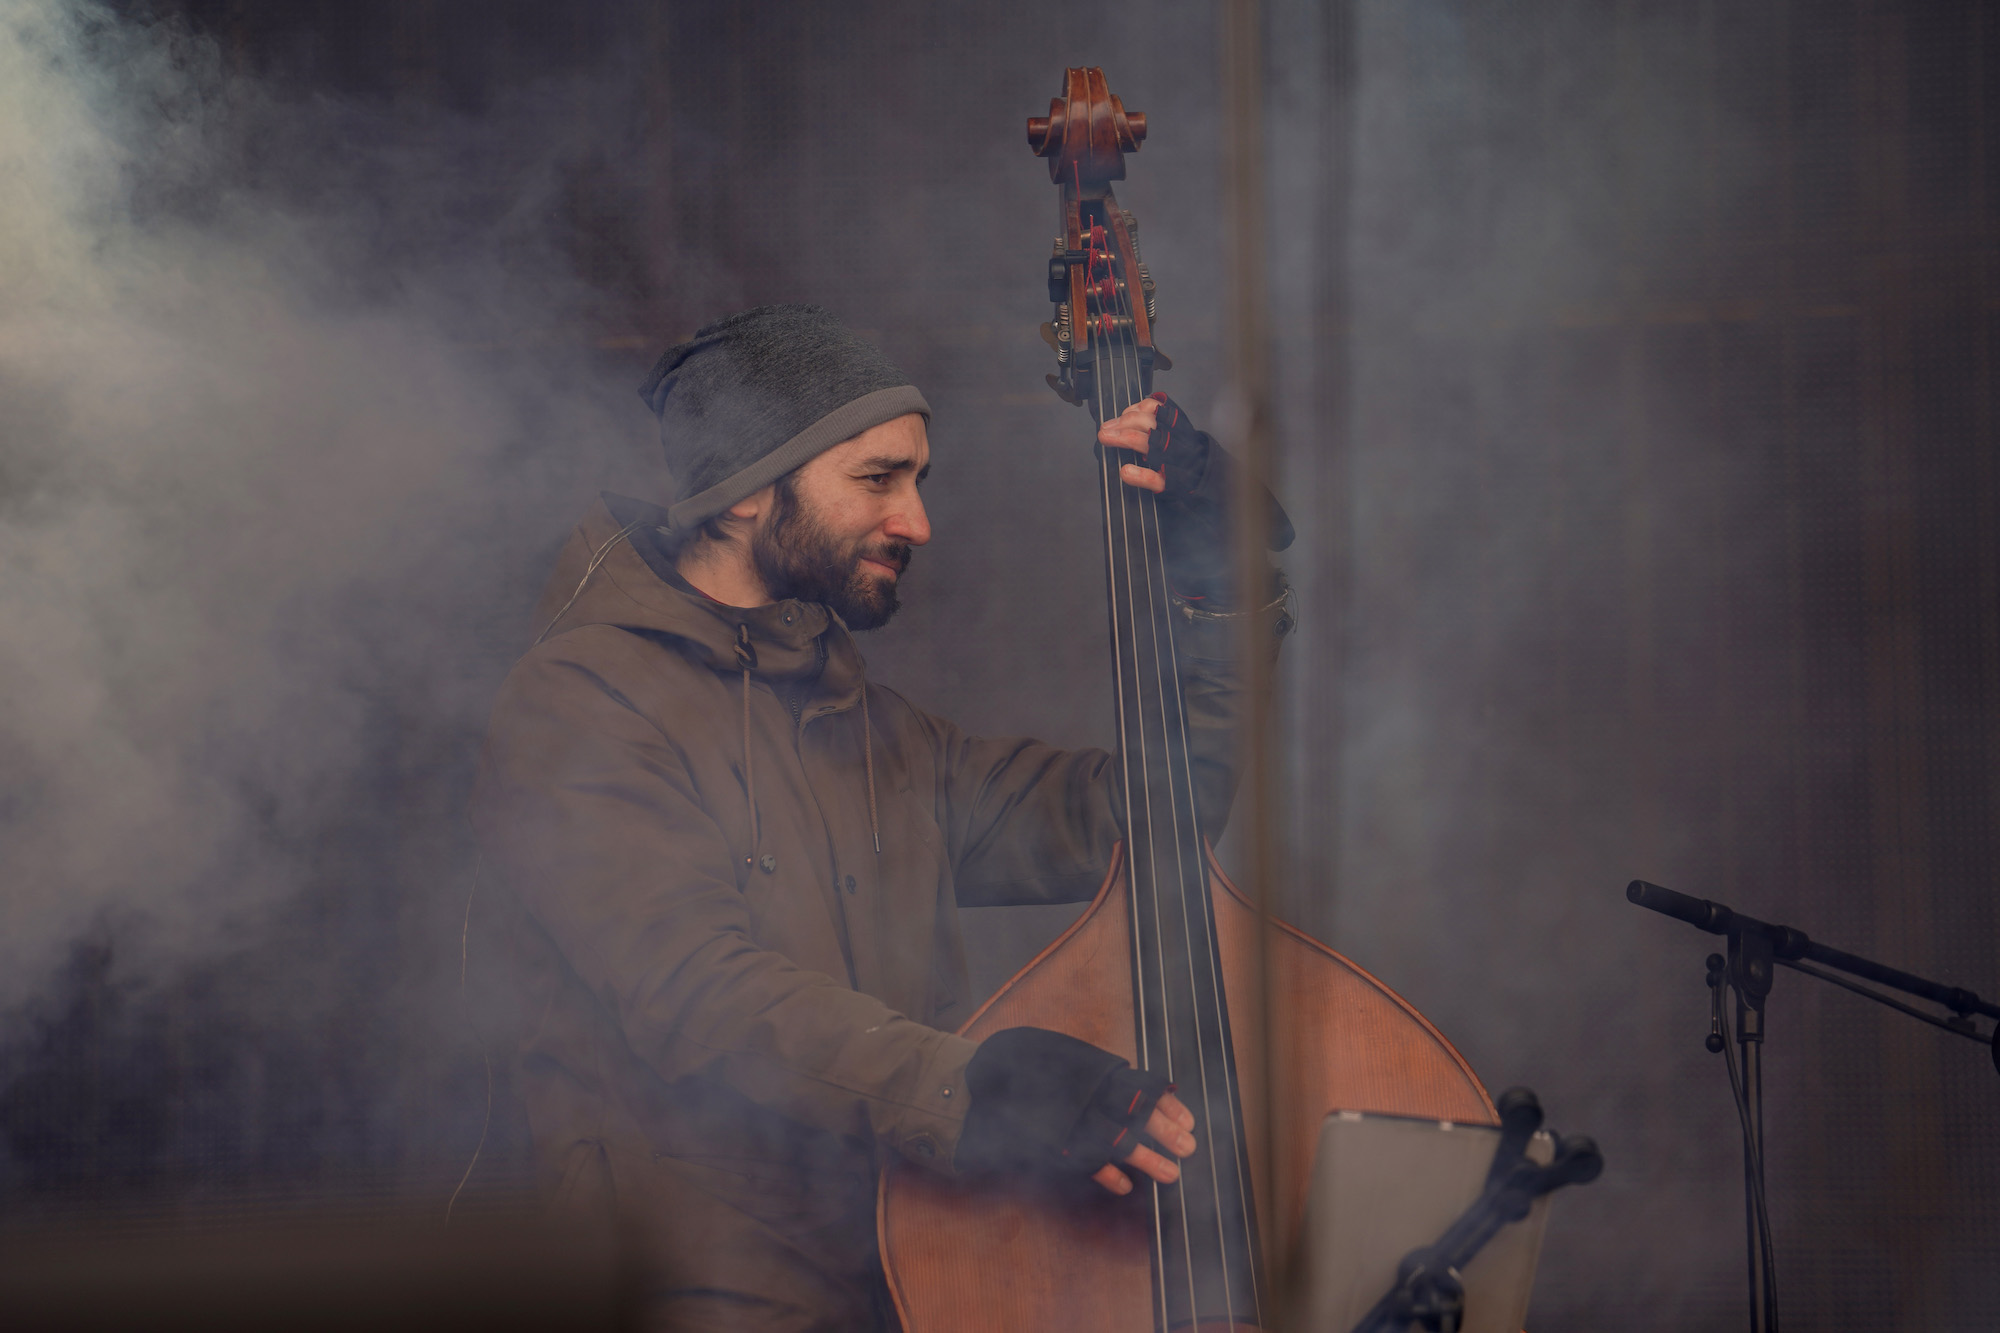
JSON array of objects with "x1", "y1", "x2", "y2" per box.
[{"x1": 0, "y1": 2, "x2": 1994, "y2": 1330}]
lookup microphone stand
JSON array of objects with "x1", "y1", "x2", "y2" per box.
[{"x1": 1626, "y1": 880, "x2": 2000, "y2": 1333}]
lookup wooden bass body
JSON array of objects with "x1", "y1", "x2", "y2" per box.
[{"x1": 879, "y1": 844, "x2": 1496, "y2": 1331}]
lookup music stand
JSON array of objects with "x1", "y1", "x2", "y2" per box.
[{"x1": 1288, "y1": 1102, "x2": 1594, "y2": 1333}]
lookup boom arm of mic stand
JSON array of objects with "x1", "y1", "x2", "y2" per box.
[
  {"x1": 1628, "y1": 881, "x2": 2000, "y2": 1017},
  {"x1": 1627, "y1": 880, "x2": 2000, "y2": 1073}
]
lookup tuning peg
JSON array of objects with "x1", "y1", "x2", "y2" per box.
[
  {"x1": 1046, "y1": 373, "x2": 1085, "y2": 407},
  {"x1": 1039, "y1": 322, "x2": 1060, "y2": 350}
]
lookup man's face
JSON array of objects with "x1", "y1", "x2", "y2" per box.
[{"x1": 750, "y1": 413, "x2": 931, "y2": 631}]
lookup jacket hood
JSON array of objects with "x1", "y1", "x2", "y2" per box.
[{"x1": 529, "y1": 493, "x2": 866, "y2": 709}]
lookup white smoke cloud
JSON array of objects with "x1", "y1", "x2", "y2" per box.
[{"x1": 0, "y1": 0, "x2": 654, "y2": 1010}]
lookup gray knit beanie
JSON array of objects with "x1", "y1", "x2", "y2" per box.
[{"x1": 638, "y1": 304, "x2": 932, "y2": 532}]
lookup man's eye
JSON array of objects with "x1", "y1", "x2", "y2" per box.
[{"x1": 863, "y1": 473, "x2": 891, "y2": 485}]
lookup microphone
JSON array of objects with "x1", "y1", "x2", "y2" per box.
[{"x1": 1626, "y1": 880, "x2": 1737, "y2": 934}]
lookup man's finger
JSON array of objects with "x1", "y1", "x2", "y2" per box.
[
  {"x1": 1155, "y1": 1092, "x2": 1196, "y2": 1132},
  {"x1": 1121, "y1": 397, "x2": 1162, "y2": 430},
  {"x1": 1120, "y1": 1143, "x2": 1182, "y2": 1185},
  {"x1": 1118, "y1": 462, "x2": 1165, "y2": 493},
  {"x1": 1095, "y1": 400, "x2": 1161, "y2": 455},
  {"x1": 1096, "y1": 426, "x2": 1152, "y2": 457},
  {"x1": 1092, "y1": 1162, "x2": 1134, "y2": 1195},
  {"x1": 1143, "y1": 1105, "x2": 1197, "y2": 1157}
]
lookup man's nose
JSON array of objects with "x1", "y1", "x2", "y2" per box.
[{"x1": 886, "y1": 490, "x2": 931, "y2": 547}]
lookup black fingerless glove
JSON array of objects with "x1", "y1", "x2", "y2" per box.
[
  {"x1": 1140, "y1": 394, "x2": 1295, "y2": 605},
  {"x1": 955, "y1": 1027, "x2": 1171, "y2": 1180}
]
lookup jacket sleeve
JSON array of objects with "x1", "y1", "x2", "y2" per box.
[
  {"x1": 472, "y1": 638, "x2": 975, "y2": 1174},
  {"x1": 917, "y1": 589, "x2": 1293, "y2": 910}
]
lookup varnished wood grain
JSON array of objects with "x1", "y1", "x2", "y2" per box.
[
  {"x1": 879, "y1": 846, "x2": 1496, "y2": 1331},
  {"x1": 881, "y1": 846, "x2": 1155, "y2": 1331},
  {"x1": 1207, "y1": 848, "x2": 1496, "y2": 1269}
]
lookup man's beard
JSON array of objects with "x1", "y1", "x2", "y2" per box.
[{"x1": 752, "y1": 478, "x2": 911, "y2": 631}]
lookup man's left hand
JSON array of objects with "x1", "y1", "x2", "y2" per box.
[{"x1": 1095, "y1": 397, "x2": 1168, "y2": 494}]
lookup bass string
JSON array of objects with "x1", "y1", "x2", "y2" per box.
[
  {"x1": 1096, "y1": 223, "x2": 1200, "y2": 1312},
  {"x1": 1098, "y1": 215, "x2": 1262, "y2": 1322},
  {"x1": 1082, "y1": 209, "x2": 1176, "y2": 1320},
  {"x1": 1100, "y1": 243, "x2": 1263, "y2": 1323},
  {"x1": 1096, "y1": 287, "x2": 1227, "y2": 1315},
  {"x1": 1096, "y1": 355, "x2": 1204, "y2": 1325},
  {"x1": 1098, "y1": 299, "x2": 1199, "y2": 1327},
  {"x1": 1102, "y1": 335, "x2": 1220, "y2": 1327}
]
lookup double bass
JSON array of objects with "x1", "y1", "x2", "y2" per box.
[{"x1": 879, "y1": 68, "x2": 1496, "y2": 1331}]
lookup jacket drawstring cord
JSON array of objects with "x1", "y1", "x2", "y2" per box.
[
  {"x1": 860, "y1": 680, "x2": 881, "y2": 854},
  {"x1": 534, "y1": 518, "x2": 644, "y2": 647},
  {"x1": 736, "y1": 625, "x2": 761, "y2": 866}
]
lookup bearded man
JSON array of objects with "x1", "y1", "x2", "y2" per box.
[{"x1": 472, "y1": 304, "x2": 1290, "y2": 1331}]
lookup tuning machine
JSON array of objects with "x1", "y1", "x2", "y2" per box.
[
  {"x1": 1120, "y1": 210, "x2": 1158, "y2": 323},
  {"x1": 1039, "y1": 298, "x2": 1072, "y2": 367}
]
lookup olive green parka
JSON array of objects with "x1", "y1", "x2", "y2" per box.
[{"x1": 470, "y1": 493, "x2": 1284, "y2": 1330}]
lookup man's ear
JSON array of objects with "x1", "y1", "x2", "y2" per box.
[{"x1": 726, "y1": 484, "x2": 774, "y2": 524}]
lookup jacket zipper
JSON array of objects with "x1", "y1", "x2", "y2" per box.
[{"x1": 788, "y1": 637, "x2": 824, "y2": 732}]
